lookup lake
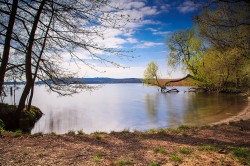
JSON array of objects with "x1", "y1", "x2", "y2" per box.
[{"x1": 4, "y1": 84, "x2": 248, "y2": 134}]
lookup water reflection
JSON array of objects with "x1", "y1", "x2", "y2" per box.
[{"x1": 4, "y1": 84, "x2": 248, "y2": 134}]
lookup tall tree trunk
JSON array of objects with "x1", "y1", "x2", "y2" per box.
[
  {"x1": 0, "y1": 1, "x2": 18, "y2": 97},
  {"x1": 27, "y1": 5, "x2": 54, "y2": 112},
  {"x1": 16, "y1": 0, "x2": 46, "y2": 118}
]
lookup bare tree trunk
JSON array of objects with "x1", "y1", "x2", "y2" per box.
[
  {"x1": 27, "y1": 4, "x2": 54, "y2": 112},
  {"x1": 16, "y1": 0, "x2": 46, "y2": 118},
  {"x1": 0, "y1": 1, "x2": 18, "y2": 97}
]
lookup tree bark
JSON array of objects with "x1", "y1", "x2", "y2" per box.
[
  {"x1": 0, "y1": 1, "x2": 18, "y2": 97},
  {"x1": 27, "y1": 4, "x2": 54, "y2": 112},
  {"x1": 16, "y1": 0, "x2": 46, "y2": 118}
]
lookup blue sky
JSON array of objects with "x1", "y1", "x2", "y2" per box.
[{"x1": 68, "y1": 0, "x2": 202, "y2": 78}]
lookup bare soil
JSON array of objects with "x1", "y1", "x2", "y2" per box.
[{"x1": 0, "y1": 120, "x2": 250, "y2": 166}]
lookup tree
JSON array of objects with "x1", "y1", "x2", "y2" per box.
[
  {"x1": 0, "y1": 0, "x2": 19, "y2": 97},
  {"x1": 166, "y1": 28, "x2": 205, "y2": 78},
  {"x1": 194, "y1": 0, "x2": 250, "y2": 89},
  {"x1": 144, "y1": 61, "x2": 161, "y2": 88},
  {"x1": 0, "y1": 0, "x2": 132, "y2": 118}
]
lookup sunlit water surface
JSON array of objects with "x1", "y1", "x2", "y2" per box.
[{"x1": 5, "y1": 84, "x2": 248, "y2": 134}]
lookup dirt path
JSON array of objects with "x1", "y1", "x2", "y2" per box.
[{"x1": 1, "y1": 120, "x2": 250, "y2": 166}]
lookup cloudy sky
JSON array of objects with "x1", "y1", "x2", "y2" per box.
[{"x1": 70, "y1": 0, "x2": 201, "y2": 79}]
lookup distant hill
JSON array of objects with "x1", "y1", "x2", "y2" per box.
[
  {"x1": 4, "y1": 78, "x2": 142, "y2": 85},
  {"x1": 73, "y1": 78, "x2": 142, "y2": 84}
]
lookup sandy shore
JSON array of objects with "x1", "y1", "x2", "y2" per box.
[{"x1": 211, "y1": 100, "x2": 250, "y2": 126}]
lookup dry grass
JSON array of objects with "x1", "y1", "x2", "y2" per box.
[{"x1": 0, "y1": 120, "x2": 250, "y2": 165}]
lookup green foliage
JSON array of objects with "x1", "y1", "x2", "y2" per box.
[
  {"x1": 166, "y1": 28, "x2": 204, "y2": 75},
  {"x1": 144, "y1": 61, "x2": 161, "y2": 86},
  {"x1": 179, "y1": 147, "x2": 192, "y2": 155},
  {"x1": 169, "y1": 153, "x2": 183, "y2": 162},
  {"x1": 153, "y1": 147, "x2": 166, "y2": 154},
  {"x1": 164, "y1": 1, "x2": 250, "y2": 91}
]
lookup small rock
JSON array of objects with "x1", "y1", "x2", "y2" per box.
[{"x1": 218, "y1": 149, "x2": 227, "y2": 154}]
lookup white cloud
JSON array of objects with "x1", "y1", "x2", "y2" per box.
[
  {"x1": 127, "y1": 38, "x2": 138, "y2": 44},
  {"x1": 136, "y1": 42, "x2": 164, "y2": 48},
  {"x1": 147, "y1": 28, "x2": 171, "y2": 36},
  {"x1": 160, "y1": 4, "x2": 171, "y2": 12},
  {"x1": 177, "y1": 0, "x2": 200, "y2": 13}
]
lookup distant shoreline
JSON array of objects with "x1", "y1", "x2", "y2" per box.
[{"x1": 211, "y1": 101, "x2": 250, "y2": 126}]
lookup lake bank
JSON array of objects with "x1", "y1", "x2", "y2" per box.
[
  {"x1": 211, "y1": 100, "x2": 250, "y2": 126},
  {"x1": 1, "y1": 120, "x2": 249, "y2": 165}
]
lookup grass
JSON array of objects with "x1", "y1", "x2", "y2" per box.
[
  {"x1": 149, "y1": 128, "x2": 156, "y2": 133},
  {"x1": 77, "y1": 129, "x2": 84, "y2": 135},
  {"x1": 92, "y1": 151, "x2": 105, "y2": 163},
  {"x1": 0, "y1": 119, "x2": 4, "y2": 134},
  {"x1": 67, "y1": 130, "x2": 75, "y2": 135},
  {"x1": 49, "y1": 132, "x2": 57, "y2": 136},
  {"x1": 22, "y1": 151, "x2": 29, "y2": 156},
  {"x1": 179, "y1": 147, "x2": 192, "y2": 155},
  {"x1": 169, "y1": 153, "x2": 183, "y2": 163},
  {"x1": 180, "y1": 131, "x2": 188, "y2": 137},
  {"x1": 115, "y1": 159, "x2": 133, "y2": 166},
  {"x1": 92, "y1": 156, "x2": 102, "y2": 163},
  {"x1": 14, "y1": 130, "x2": 23, "y2": 137},
  {"x1": 231, "y1": 147, "x2": 250, "y2": 165},
  {"x1": 198, "y1": 145, "x2": 217, "y2": 152},
  {"x1": 153, "y1": 147, "x2": 166, "y2": 154},
  {"x1": 166, "y1": 128, "x2": 178, "y2": 133},
  {"x1": 33, "y1": 132, "x2": 43, "y2": 137},
  {"x1": 149, "y1": 162, "x2": 160, "y2": 166}
]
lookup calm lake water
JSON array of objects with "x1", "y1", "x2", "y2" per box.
[{"x1": 5, "y1": 84, "x2": 248, "y2": 134}]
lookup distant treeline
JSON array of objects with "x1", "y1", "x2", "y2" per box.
[{"x1": 5, "y1": 78, "x2": 143, "y2": 85}]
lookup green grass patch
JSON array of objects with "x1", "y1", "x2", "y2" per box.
[
  {"x1": 0, "y1": 119, "x2": 4, "y2": 134},
  {"x1": 180, "y1": 131, "x2": 188, "y2": 137},
  {"x1": 149, "y1": 128, "x2": 156, "y2": 133},
  {"x1": 231, "y1": 147, "x2": 250, "y2": 165},
  {"x1": 67, "y1": 130, "x2": 75, "y2": 135},
  {"x1": 153, "y1": 147, "x2": 166, "y2": 154},
  {"x1": 166, "y1": 128, "x2": 178, "y2": 133},
  {"x1": 169, "y1": 153, "x2": 183, "y2": 162},
  {"x1": 92, "y1": 156, "x2": 102, "y2": 163},
  {"x1": 198, "y1": 145, "x2": 217, "y2": 151},
  {"x1": 179, "y1": 147, "x2": 192, "y2": 155},
  {"x1": 77, "y1": 129, "x2": 84, "y2": 135},
  {"x1": 33, "y1": 132, "x2": 43, "y2": 137},
  {"x1": 14, "y1": 130, "x2": 23, "y2": 137},
  {"x1": 149, "y1": 162, "x2": 160, "y2": 166},
  {"x1": 115, "y1": 159, "x2": 133, "y2": 166},
  {"x1": 49, "y1": 132, "x2": 57, "y2": 136}
]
